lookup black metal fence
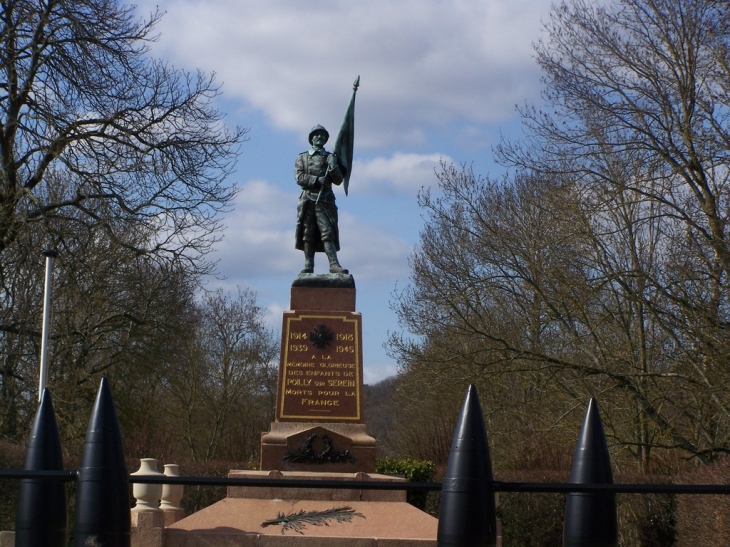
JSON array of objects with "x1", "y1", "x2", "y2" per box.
[{"x1": 3, "y1": 379, "x2": 730, "y2": 547}]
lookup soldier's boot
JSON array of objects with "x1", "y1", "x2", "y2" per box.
[
  {"x1": 324, "y1": 241, "x2": 348, "y2": 274},
  {"x1": 301, "y1": 244, "x2": 315, "y2": 274}
]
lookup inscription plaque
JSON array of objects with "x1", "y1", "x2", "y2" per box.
[{"x1": 276, "y1": 311, "x2": 363, "y2": 422}]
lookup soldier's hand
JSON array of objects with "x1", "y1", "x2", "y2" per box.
[{"x1": 327, "y1": 154, "x2": 337, "y2": 169}]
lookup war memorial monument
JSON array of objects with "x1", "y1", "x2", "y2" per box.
[{"x1": 159, "y1": 78, "x2": 440, "y2": 546}]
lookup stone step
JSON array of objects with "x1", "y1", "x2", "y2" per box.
[{"x1": 166, "y1": 497, "x2": 437, "y2": 547}]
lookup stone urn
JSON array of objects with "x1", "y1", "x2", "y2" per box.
[
  {"x1": 161, "y1": 463, "x2": 184, "y2": 510},
  {"x1": 131, "y1": 458, "x2": 163, "y2": 512}
]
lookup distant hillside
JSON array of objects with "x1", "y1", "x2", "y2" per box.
[{"x1": 364, "y1": 376, "x2": 397, "y2": 458}]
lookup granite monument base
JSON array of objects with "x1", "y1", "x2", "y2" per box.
[{"x1": 263, "y1": 273, "x2": 376, "y2": 473}]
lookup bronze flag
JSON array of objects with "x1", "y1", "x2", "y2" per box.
[{"x1": 333, "y1": 76, "x2": 360, "y2": 196}]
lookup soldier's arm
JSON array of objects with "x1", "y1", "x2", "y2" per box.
[
  {"x1": 295, "y1": 154, "x2": 322, "y2": 190},
  {"x1": 326, "y1": 153, "x2": 344, "y2": 186}
]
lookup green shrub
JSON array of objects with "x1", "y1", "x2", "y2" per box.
[
  {"x1": 376, "y1": 457, "x2": 436, "y2": 511},
  {"x1": 376, "y1": 457, "x2": 436, "y2": 483}
]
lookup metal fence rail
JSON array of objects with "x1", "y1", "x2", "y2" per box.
[
  {"x1": 5, "y1": 469, "x2": 730, "y2": 495},
  {"x1": 5, "y1": 380, "x2": 730, "y2": 547}
]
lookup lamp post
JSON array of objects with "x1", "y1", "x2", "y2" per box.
[{"x1": 38, "y1": 249, "x2": 58, "y2": 401}]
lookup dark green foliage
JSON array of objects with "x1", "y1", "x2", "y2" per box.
[
  {"x1": 376, "y1": 457, "x2": 436, "y2": 483},
  {"x1": 375, "y1": 457, "x2": 436, "y2": 511}
]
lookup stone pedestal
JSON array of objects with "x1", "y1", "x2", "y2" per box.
[
  {"x1": 131, "y1": 511, "x2": 165, "y2": 529},
  {"x1": 0, "y1": 531, "x2": 14, "y2": 547},
  {"x1": 161, "y1": 509, "x2": 185, "y2": 528},
  {"x1": 261, "y1": 273, "x2": 376, "y2": 473},
  {"x1": 161, "y1": 275, "x2": 437, "y2": 546},
  {"x1": 131, "y1": 508, "x2": 165, "y2": 547}
]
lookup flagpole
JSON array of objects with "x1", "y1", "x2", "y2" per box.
[{"x1": 38, "y1": 249, "x2": 58, "y2": 401}]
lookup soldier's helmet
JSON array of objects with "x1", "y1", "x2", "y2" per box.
[{"x1": 309, "y1": 125, "x2": 329, "y2": 144}]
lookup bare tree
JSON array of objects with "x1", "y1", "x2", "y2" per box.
[
  {"x1": 391, "y1": 158, "x2": 730, "y2": 471},
  {"x1": 0, "y1": 0, "x2": 243, "y2": 268},
  {"x1": 0, "y1": 0, "x2": 244, "y2": 270},
  {"x1": 390, "y1": 0, "x2": 730, "y2": 470},
  {"x1": 501, "y1": 0, "x2": 730, "y2": 268},
  {"x1": 495, "y1": 0, "x2": 730, "y2": 466},
  {"x1": 0, "y1": 0, "x2": 245, "y2": 441},
  {"x1": 163, "y1": 289, "x2": 278, "y2": 462}
]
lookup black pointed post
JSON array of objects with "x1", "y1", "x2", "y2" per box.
[
  {"x1": 74, "y1": 378, "x2": 130, "y2": 547},
  {"x1": 438, "y1": 384, "x2": 497, "y2": 547},
  {"x1": 15, "y1": 389, "x2": 67, "y2": 547},
  {"x1": 563, "y1": 398, "x2": 618, "y2": 547}
]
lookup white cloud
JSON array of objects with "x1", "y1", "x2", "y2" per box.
[
  {"x1": 212, "y1": 178, "x2": 412, "y2": 284},
  {"x1": 209, "y1": 178, "x2": 412, "y2": 384},
  {"x1": 127, "y1": 0, "x2": 557, "y2": 385},
  {"x1": 213, "y1": 179, "x2": 296, "y2": 278},
  {"x1": 135, "y1": 0, "x2": 552, "y2": 149},
  {"x1": 337, "y1": 212, "x2": 412, "y2": 284},
  {"x1": 363, "y1": 361, "x2": 397, "y2": 385},
  {"x1": 354, "y1": 152, "x2": 451, "y2": 195}
]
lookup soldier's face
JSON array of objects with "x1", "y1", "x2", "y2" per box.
[{"x1": 311, "y1": 132, "x2": 327, "y2": 148}]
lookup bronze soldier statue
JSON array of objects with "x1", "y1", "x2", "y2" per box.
[{"x1": 294, "y1": 124, "x2": 348, "y2": 274}]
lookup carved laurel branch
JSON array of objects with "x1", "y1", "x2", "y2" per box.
[{"x1": 261, "y1": 506, "x2": 365, "y2": 535}]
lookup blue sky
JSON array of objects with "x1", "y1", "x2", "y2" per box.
[{"x1": 133, "y1": 0, "x2": 555, "y2": 383}]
